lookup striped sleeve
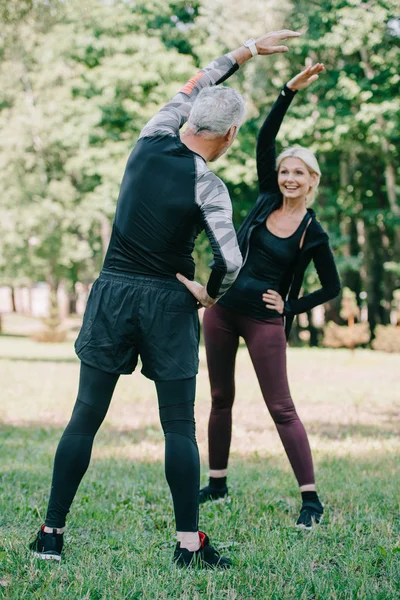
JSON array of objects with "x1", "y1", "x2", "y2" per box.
[
  {"x1": 139, "y1": 54, "x2": 238, "y2": 139},
  {"x1": 195, "y1": 157, "x2": 242, "y2": 300}
]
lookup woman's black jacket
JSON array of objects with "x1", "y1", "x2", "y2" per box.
[{"x1": 235, "y1": 85, "x2": 341, "y2": 340}]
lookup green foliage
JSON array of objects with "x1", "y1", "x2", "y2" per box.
[
  {"x1": 195, "y1": 1, "x2": 400, "y2": 327},
  {"x1": 0, "y1": 0, "x2": 399, "y2": 334},
  {"x1": 0, "y1": 0, "x2": 197, "y2": 292}
]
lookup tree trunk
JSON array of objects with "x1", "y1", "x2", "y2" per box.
[
  {"x1": 348, "y1": 219, "x2": 362, "y2": 301},
  {"x1": 324, "y1": 296, "x2": 343, "y2": 324},
  {"x1": 47, "y1": 276, "x2": 61, "y2": 322},
  {"x1": 27, "y1": 282, "x2": 33, "y2": 316},
  {"x1": 364, "y1": 223, "x2": 388, "y2": 336},
  {"x1": 10, "y1": 286, "x2": 17, "y2": 312},
  {"x1": 307, "y1": 310, "x2": 319, "y2": 347},
  {"x1": 380, "y1": 223, "x2": 394, "y2": 325},
  {"x1": 68, "y1": 287, "x2": 78, "y2": 315},
  {"x1": 339, "y1": 157, "x2": 362, "y2": 300},
  {"x1": 288, "y1": 319, "x2": 302, "y2": 347}
]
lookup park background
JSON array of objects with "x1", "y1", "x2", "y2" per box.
[{"x1": 0, "y1": 1, "x2": 399, "y2": 599}]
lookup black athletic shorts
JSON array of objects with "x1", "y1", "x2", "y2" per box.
[{"x1": 75, "y1": 270, "x2": 200, "y2": 380}]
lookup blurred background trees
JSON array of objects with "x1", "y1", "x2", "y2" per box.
[{"x1": 0, "y1": 0, "x2": 399, "y2": 347}]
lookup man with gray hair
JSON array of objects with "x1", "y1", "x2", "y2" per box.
[
  {"x1": 30, "y1": 30, "x2": 300, "y2": 568},
  {"x1": 188, "y1": 85, "x2": 245, "y2": 139}
]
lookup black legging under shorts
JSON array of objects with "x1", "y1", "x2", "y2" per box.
[{"x1": 45, "y1": 362, "x2": 200, "y2": 531}]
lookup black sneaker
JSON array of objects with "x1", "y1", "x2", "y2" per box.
[
  {"x1": 174, "y1": 532, "x2": 232, "y2": 569},
  {"x1": 296, "y1": 501, "x2": 324, "y2": 530},
  {"x1": 199, "y1": 484, "x2": 228, "y2": 504},
  {"x1": 29, "y1": 525, "x2": 63, "y2": 561}
]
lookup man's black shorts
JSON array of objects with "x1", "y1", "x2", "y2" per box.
[{"x1": 75, "y1": 270, "x2": 200, "y2": 380}]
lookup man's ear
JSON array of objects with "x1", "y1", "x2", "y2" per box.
[{"x1": 226, "y1": 125, "x2": 237, "y2": 143}]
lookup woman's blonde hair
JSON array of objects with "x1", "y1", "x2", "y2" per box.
[{"x1": 276, "y1": 146, "x2": 321, "y2": 206}]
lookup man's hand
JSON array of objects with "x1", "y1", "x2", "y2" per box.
[
  {"x1": 287, "y1": 63, "x2": 325, "y2": 91},
  {"x1": 255, "y1": 30, "x2": 301, "y2": 55},
  {"x1": 232, "y1": 30, "x2": 301, "y2": 66},
  {"x1": 262, "y1": 289, "x2": 284, "y2": 314},
  {"x1": 176, "y1": 273, "x2": 216, "y2": 308}
]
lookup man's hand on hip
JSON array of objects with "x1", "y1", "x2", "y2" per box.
[{"x1": 176, "y1": 273, "x2": 216, "y2": 308}]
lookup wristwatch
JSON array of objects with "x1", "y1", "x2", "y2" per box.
[{"x1": 243, "y1": 38, "x2": 258, "y2": 57}]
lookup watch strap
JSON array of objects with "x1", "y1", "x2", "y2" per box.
[{"x1": 243, "y1": 38, "x2": 258, "y2": 57}]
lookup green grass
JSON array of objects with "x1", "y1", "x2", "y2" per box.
[{"x1": 0, "y1": 337, "x2": 399, "y2": 599}]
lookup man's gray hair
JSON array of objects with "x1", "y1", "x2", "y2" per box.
[{"x1": 188, "y1": 86, "x2": 246, "y2": 137}]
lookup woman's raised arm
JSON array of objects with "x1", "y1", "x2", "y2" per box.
[{"x1": 257, "y1": 63, "x2": 325, "y2": 194}]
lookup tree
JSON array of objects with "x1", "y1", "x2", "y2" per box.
[
  {"x1": 0, "y1": 0, "x2": 200, "y2": 313},
  {"x1": 193, "y1": 0, "x2": 400, "y2": 336},
  {"x1": 1, "y1": 0, "x2": 399, "y2": 344}
]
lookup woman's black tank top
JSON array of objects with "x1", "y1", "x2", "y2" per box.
[{"x1": 219, "y1": 213, "x2": 310, "y2": 320}]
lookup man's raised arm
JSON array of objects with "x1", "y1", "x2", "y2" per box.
[
  {"x1": 139, "y1": 54, "x2": 239, "y2": 139},
  {"x1": 139, "y1": 30, "x2": 301, "y2": 140}
]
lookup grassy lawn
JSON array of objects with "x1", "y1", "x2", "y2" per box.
[{"x1": 0, "y1": 336, "x2": 399, "y2": 599}]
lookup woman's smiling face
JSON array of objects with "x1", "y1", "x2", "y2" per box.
[{"x1": 278, "y1": 157, "x2": 318, "y2": 202}]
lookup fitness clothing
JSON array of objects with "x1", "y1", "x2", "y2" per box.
[
  {"x1": 76, "y1": 53, "x2": 244, "y2": 379},
  {"x1": 203, "y1": 85, "x2": 341, "y2": 489},
  {"x1": 75, "y1": 271, "x2": 199, "y2": 379},
  {"x1": 203, "y1": 303, "x2": 314, "y2": 486},
  {"x1": 46, "y1": 363, "x2": 200, "y2": 532},
  {"x1": 234, "y1": 85, "x2": 341, "y2": 338},
  {"x1": 219, "y1": 214, "x2": 310, "y2": 320},
  {"x1": 103, "y1": 54, "x2": 242, "y2": 301},
  {"x1": 46, "y1": 52, "x2": 246, "y2": 537}
]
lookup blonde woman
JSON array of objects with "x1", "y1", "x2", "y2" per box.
[{"x1": 199, "y1": 64, "x2": 341, "y2": 528}]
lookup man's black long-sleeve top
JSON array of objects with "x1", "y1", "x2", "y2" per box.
[{"x1": 103, "y1": 54, "x2": 243, "y2": 300}]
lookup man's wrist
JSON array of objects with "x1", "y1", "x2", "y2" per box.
[
  {"x1": 231, "y1": 45, "x2": 254, "y2": 66},
  {"x1": 243, "y1": 38, "x2": 258, "y2": 58}
]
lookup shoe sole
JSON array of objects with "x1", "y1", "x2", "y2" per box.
[
  {"x1": 32, "y1": 551, "x2": 61, "y2": 562},
  {"x1": 199, "y1": 495, "x2": 230, "y2": 505}
]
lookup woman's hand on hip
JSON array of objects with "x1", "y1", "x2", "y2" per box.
[
  {"x1": 176, "y1": 273, "x2": 215, "y2": 308},
  {"x1": 262, "y1": 290, "x2": 284, "y2": 314}
]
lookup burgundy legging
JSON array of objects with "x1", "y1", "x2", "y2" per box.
[{"x1": 203, "y1": 303, "x2": 314, "y2": 486}]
